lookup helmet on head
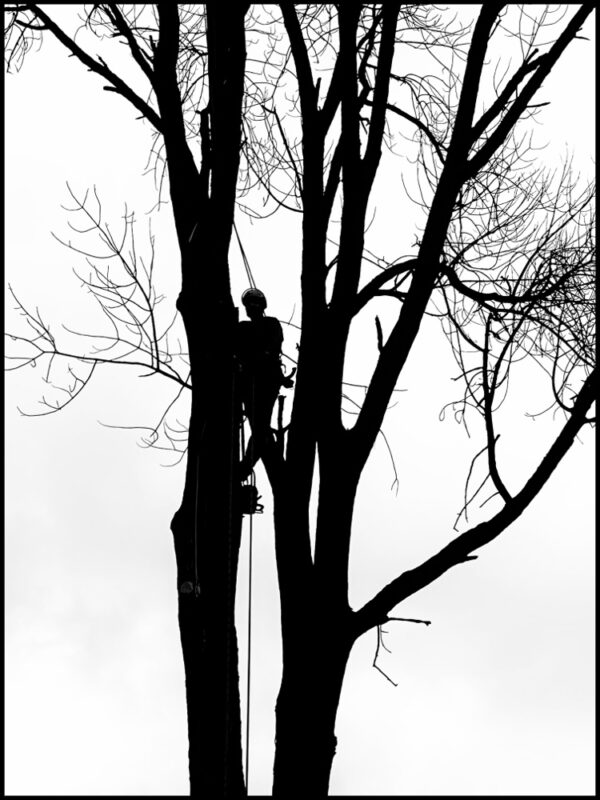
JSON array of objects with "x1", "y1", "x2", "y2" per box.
[{"x1": 241, "y1": 288, "x2": 267, "y2": 309}]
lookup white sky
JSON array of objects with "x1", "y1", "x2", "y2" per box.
[{"x1": 5, "y1": 5, "x2": 595, "y2": 796}]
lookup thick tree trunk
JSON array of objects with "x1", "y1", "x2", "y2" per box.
[
  {"x1": 171, "y1": 302, "x2": 245, "y2": 796},
  {"x1": 166, "y1": 11, "x2": 248, "y2": 787},
  {"x1": 269, "y1": 444, "x2": 358, "y2": 795},
  {"x1": 272, "y1": 628, "x2": 353, "y2": 796}
]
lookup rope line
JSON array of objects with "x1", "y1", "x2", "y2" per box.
[
  {"x1": 224, "y1": 355, "x2": 238, "y2": 794},
  {"x1": 233, "y1": 220, "x2": 256, "y2": 290},
  {"x1": 234, "y1": 222, "x2": 258, "y2": 790},
  {"x1": 187, "y1": 221, "x2": 257, "y2": 790},
  {"x1": 245, "y1": 472, "x2": 254, "y2": 790},
  {"x1": 240, "y1": 376, "x2": 255, "y2": 790}
]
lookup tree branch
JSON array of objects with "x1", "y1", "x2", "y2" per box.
[
  {"x1": 466, "y1": 4, "x2": 594, "y2": 178},
  {"x1": 353, "y1": 258, "x2": 418, "y2": 315},
  {"x1": 280, "y1": 5, "x2": 318, "y2": 118},
  {"x1": 362, "y1": 2, "x2": 401, "y2": 181},
  {"x1": 353, "y1": 367, "x2": 596, "y2": 636},
  {"x1": 446, "y1": 3, "x2": 505, "y2": 158},
  {"x1": 105, "y1": 3, "x2": 155, "y2": 84},
  {"x1": 27, "y1": 4, "x2": 162, "y2": 131},
  {"x1": 469, "y1": 49, "x2": 543, "y2": 143},
  {"x1": 319, "y1": 54, "x2": 343, "y2": 132},
  {"x1": 369, "y1": 100, "x2": 446, "y2": 162},
  {"x1": 153, "y1": 5, "x2": 202, "y2": 248},
  {"x1": 322, "y1": 139, "x2": 343, "y2": 226},
  {"x1": 350, "y1": 6, "x2": 507, "y2": 444},
  {"x1": 481, "y1": 318, "x2": 512, "y2": 503},
  {"x1": 328, "y1": 5, "x2": 364, "y2": 312},
  {"x1": 440, "y1": 258, "x2": 590, "y2": 307}
]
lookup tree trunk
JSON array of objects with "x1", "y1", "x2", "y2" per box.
[
  {"x1": 171, "y1": 302, "x2": 246, "y2": 796},
  {"x1": 272, "y1": 629, "x2": 353, "y2": 796},
  {"x1": 161, "y1": 7, "x2": 248, "y2": 789},
  {"x1": 269, "y1": 446, "x2": 357, "y2": 795}
]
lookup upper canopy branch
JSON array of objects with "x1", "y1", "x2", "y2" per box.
[
  {"x1": 26, "y1": 4, "x2": 162, "y2": 132},
  {"x1": 280, "y1": 5, "x2": 318, "y2": 120},
  {"x1": 465, "y1": 4, "x2": 595, "y2": 178},
  {"x1": 445, "y1": 3, "x2": 505, "y2": 159},
  {"x1": 361, "y1": 3, "x2": 400, "y2": 181},
  {"x1": 439, "y1": 257, "x2": 592, "y2": 308},
  {"x1": 104, "y1": 3, "x2": 155, "y2": 83},
  {"x1": 469, "y1": 48, "x2": 545, "y2": 144},
  {"x1": 345, "y1": 5, "x2": 510, "y2": 456}
]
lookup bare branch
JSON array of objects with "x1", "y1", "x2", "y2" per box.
[
  {"x1": 370, "y1": 100, "x2": 446, "y2": 162},
  {"x1": 466, "y1": 5, "x2": 595, "y2": 178},
  {"x1": 27, "y1": 4, "x2": 162, "y2": 131},
  {"x1": 354, "y1": 368, "x2": 596, "y2": 636},
  {"x1": 104, "y1": 3, "x2": 155, "y2": 83}
]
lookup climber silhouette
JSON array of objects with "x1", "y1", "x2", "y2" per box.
[{"x1": 237, "y1": 288, "x2": 292, "y2": 479}]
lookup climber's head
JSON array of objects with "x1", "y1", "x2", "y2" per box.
[{"x1": 242, "y1": 288, "x2": 267, "y2": 320}]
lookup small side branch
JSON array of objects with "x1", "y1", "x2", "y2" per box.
[
  {"x1": 373, "y1": 616, "x2": 432, "y2": 687},
  {"x1": 373, "y1": 625, "x2": 398, "y2": 687},
  {"x1": 386, "y1": 616, "x2": 432, "y2": 626},
  {"x1": 481, "y1": 318, "x2": 512, "y2": 503},
  {"x1": 369, "y1": 100, "x2": 446, "y2": 162}
]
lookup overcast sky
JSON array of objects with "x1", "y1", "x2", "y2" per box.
[{"x1": 5, "y1": 5, "x2": 595, "y2": 796}]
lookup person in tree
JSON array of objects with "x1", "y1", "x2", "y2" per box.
[{"x1": 237, "y1": 288, "x2": 292, "y2": 478}]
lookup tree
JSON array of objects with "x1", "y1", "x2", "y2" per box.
[{"x1": 5, "y1": 4, "x2": 595, "y2": 796}]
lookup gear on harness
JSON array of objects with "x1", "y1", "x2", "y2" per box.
[
  {"x1": 281, "y1": 366, "x2": 296, "y2": 389},
  {"x1": 240, "y1": 483, "x2": 263, "y2": 515}
]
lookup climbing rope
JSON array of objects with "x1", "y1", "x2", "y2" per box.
[
  {"x1": 184, "y1": 217, "x2": 258, "y2": 789},
  {"x1": 239, "y1": 377, "x2": 254, "y2": 789},
  {"x1": 233, "y1": 219, "x2": 256, "y2": 290},
  {"x1": 224, "y1": 349, "x2": 238, "y2": 794},
  {"x1": 234, "y1": 222, "x2": 254, "y2": 792},
  {"x1": 233, "y1": 222, "x2": 271, "y2": 789},
  {"x1": 245, "y1": 471, "x2": 254, "y2": 790}
]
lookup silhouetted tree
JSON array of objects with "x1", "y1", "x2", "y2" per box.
[{"x1": 5, "y1": 5, "x2": 595, "y2": 796}]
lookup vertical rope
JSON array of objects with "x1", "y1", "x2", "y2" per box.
[
  {"x1": 224, "y1": 347, "x2": 237, "y2": 794},
  {"x1": 244, "y1": 375, "x2": 256, "y2": 790},
  {"x1": 235, "y1": 260, "x2": 260, "y2": 791},
  {"x1": 233, "y1": 220, "x2": 256, "y2": 290},
  {"x1": 245, "y1": 476, "x2": 253, "y2": 791}
]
